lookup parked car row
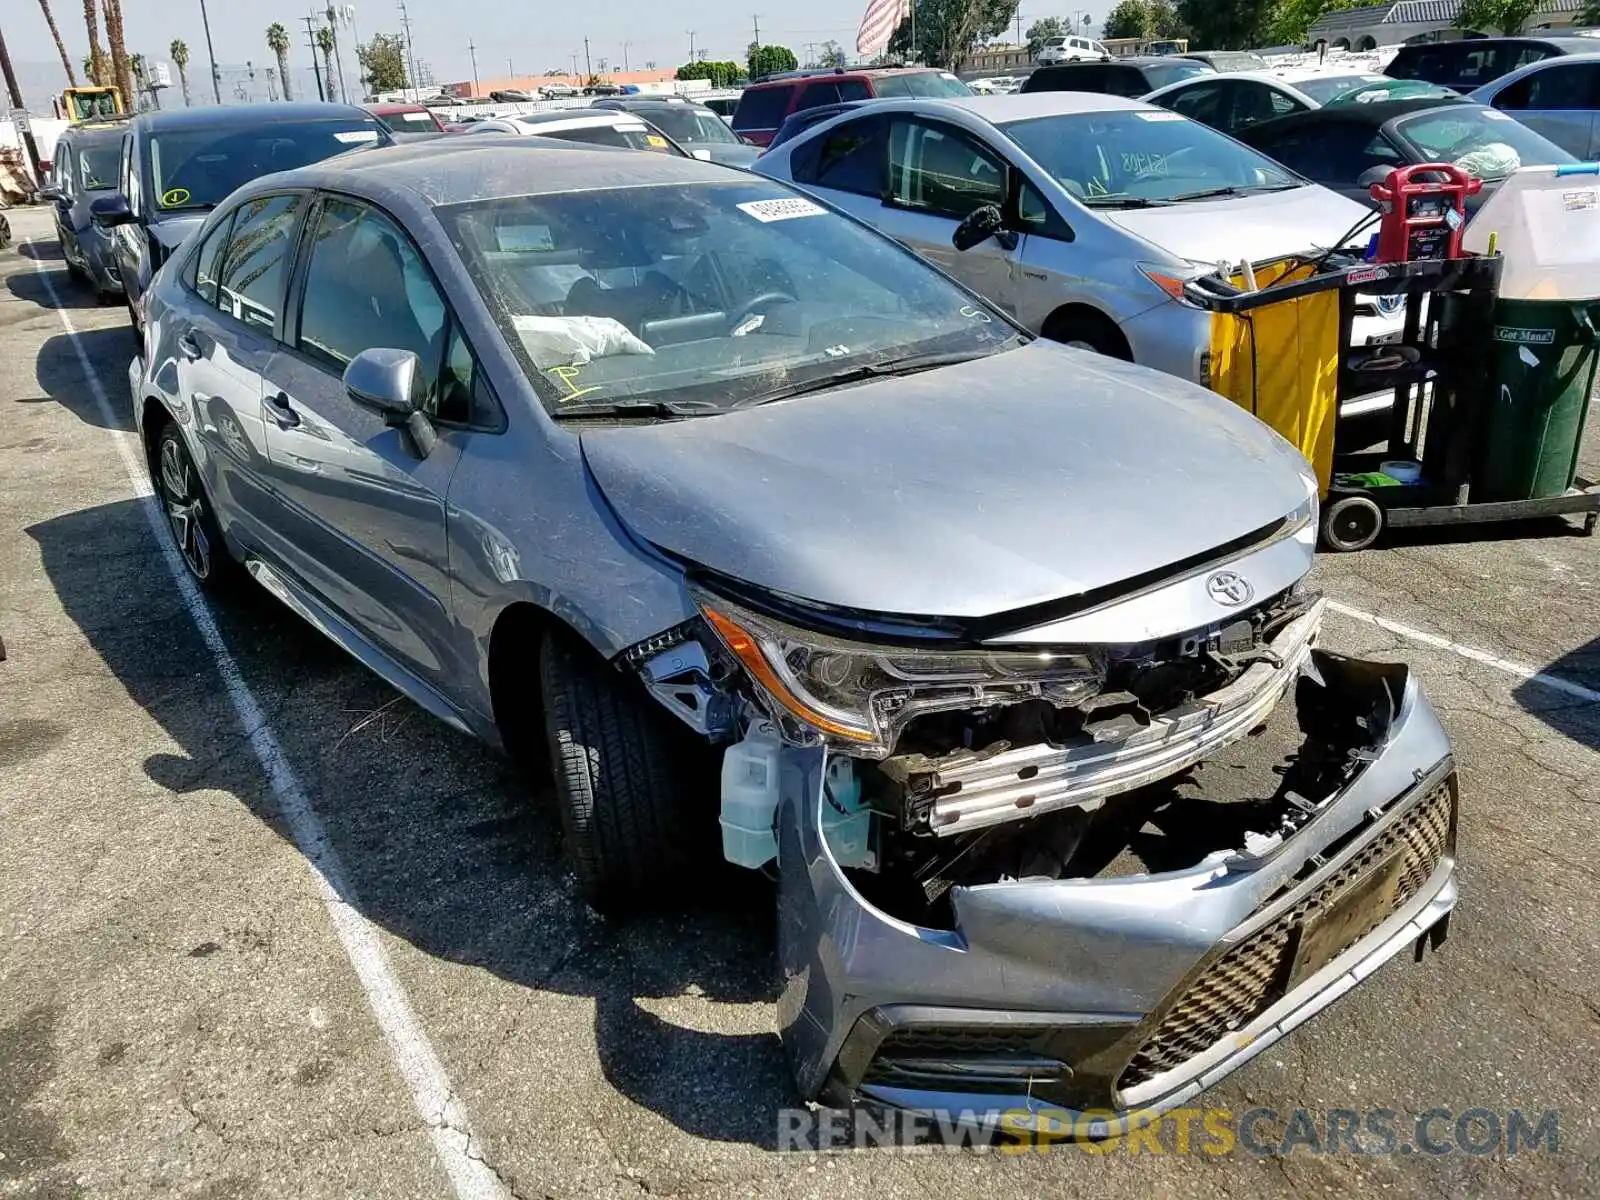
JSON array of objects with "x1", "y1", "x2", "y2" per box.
[{"x1": 33, "y1": 80, "x2": 1466, "y2": 1139}]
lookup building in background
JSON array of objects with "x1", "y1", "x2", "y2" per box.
[{"x1": 1307, "y1": 0, "x2": 1591, "y2": 50}]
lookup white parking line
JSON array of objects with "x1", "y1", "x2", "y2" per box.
[
  {"x1": 1327, "y1": 600, "x2": 1600, "y2": 704},
  {"x1": 25, "y1": 247, "x2": 510, "y2": 1200}
]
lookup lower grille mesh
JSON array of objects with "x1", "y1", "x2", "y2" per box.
[{"x1": 1118, "y1": 779, "x2": 1454, "y2": 1090}]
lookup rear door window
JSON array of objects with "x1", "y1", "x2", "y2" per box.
[
  {"x1": 1163, "y1": 80, "x2": 1229, "y2": 127},
  {"x1": 733, "y1": 85, "x2": 793, "y2": 131},
  {"x1": 795, "y1": 81, "x2": 844, "y2": 110},
  {"x1": 802, "y1": 114, "x2": 887, "y2": 195},
  {"x1": 1495, "y1": 62, "x2": 1600, "y2": 109}
]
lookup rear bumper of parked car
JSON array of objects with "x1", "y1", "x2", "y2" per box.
[{"x1": 774, "y1": 649, "x2": 1457, "y2": 1132}]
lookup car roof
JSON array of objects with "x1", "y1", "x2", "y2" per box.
[
  {"x1": 259, "y1": 139, "x2": 738, "y2": 209},
  {"x1": 1034, "y1": 57, "x2": 1189, "y2": 69},
  {"x1": 751, "y1": 66, "x2": 948, "y2": 86},
  {"x1": 1397, "y1": 34, "x2": 1599, "y2": 52},
  {"x1": 58, "y1": 120, "x2": 129, "y2": 142},
  {"x1": 131, "y1": 100, "x2": 374, "y2": 130},
  {"x1": 943, "y1": 92, "x2": 1150, "y2": 120},
  {"x1": 508, "y1": 110, "x2": 642, "y2": 128},
  {"x1": 602, "y1": 97, "x2": 714, "y2": 112}
]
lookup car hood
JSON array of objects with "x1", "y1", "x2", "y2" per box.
[
  {"x1": 1099, "y1": 184, "x2": 1372, "y2": 264},
  {"x1": 580, "y1": 342, "x2": 1312, "y2": 619},
  {"x1": 149, "y1": 214, "x2": 208, "y2": 252}
]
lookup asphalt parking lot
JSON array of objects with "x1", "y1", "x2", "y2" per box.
[{"x1": 1, "y1": 202, "x2": 1596, "y2": 1199}]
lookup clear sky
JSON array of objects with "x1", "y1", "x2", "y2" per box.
[{"x1": 10, "y1": 0, "x2": 1110, "y2": 102}]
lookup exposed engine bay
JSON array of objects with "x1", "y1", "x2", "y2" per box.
[{"x1": 627, "y1": 584, "x2": 1366, "y2": 925}]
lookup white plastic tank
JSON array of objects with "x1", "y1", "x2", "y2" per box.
[
  {"x1": 1464, "y1": 163, "x2": 1600, "y2": 301},
  {"x1": 719, "y1": 721, "x2": 783, "y2": 868}
]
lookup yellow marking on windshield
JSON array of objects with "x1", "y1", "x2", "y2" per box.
[
  {"x1": 161, "y1": 187, "x2": 192, "y2": 207},
  {"x1": 548, "y1": 364, "x2": 601, "y2": 403}
]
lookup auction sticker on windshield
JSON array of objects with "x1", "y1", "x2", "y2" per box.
[
  {"x1": 335, "y1": 129, "x2": 381, "y2": 143},
  {"x1": 738, "y1": 197, "x2": 826, "y2": 222},
  {"x1": 1137, "y1": 111, "x2": 1185, "y2": 122}
]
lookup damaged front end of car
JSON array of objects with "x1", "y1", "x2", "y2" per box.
[{"x1": 619, "y1": 559, "x2": 1458, "y2": 1131}]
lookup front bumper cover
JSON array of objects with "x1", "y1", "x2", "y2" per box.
[{"x1": 774, "y1": 649, "x2": 1457, "y2": 1131}]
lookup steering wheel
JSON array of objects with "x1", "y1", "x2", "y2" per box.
[{"x1": 732, "y1": 291, "x2": 798, "y2": 328}]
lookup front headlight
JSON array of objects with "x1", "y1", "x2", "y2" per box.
[{"x1": 696, "y1": 592, "x2": 1103, "y2": 757}]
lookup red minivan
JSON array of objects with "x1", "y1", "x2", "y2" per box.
[{"x1": 731, "y1": 67, "x2": 970, "y2": 146}]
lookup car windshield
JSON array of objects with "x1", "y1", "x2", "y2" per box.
[
  {"x1": 376, "y1": 108, "x2": 440, "y2": 131},
  {"x1": 640, "y1": 107, "x2": 741, "y2": 145},
  {"x1": 149, "y1": 118, "x2": 384, "y2": 210},
  {"x1": 77, "y1": 142, "x2": 121, "y2": 189},
  {"x1": 1204, "y1": 52, "x2": 1268, "y2": 70},
  {"x1": 1395, "y1": 106, "x2": 1576, "y2": 179},
  {"x1": 1001, "y1": 109, "x2": 1301, "y2": 205},
  {"x1": 872, "y1": 72, "x2": 973, "y2": 98},
  {"x1": 535, "y1": 123, "x2": 684, "y2": 154},
  {"x1": 438, "y1": 181, "x2": 1018, "y2": 417},
  {"x1": 1142, "y1": 61, "x2": 1214, "y2": 87},
  {"x1": 1299, "y1": 74, "x2": 1454, "y2": 105}
]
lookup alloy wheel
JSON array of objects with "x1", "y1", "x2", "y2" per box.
[{"x1": 159, "y1": 437, "x2": 212, "y2": 579}]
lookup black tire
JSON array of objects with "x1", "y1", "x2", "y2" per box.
[
  {"x1": 154, "y1": 423, "x2": 241, "y2": 590},
  {"x1": 1321, "y1": 493, "x2": 1384, "y2": 553},
  {"x1": 539, "y1": 628, "x2": 702, "y2": 911},
  {"x1": 1042, "y1": 311, "x2": 1133, "y2": 360}
]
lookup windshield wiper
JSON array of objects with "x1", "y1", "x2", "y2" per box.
[
  {"x1": 1168, "y1": 183, "x2": 1302, "y2": 203},
  {"x1": 729, "y1": 348, "x2": 1007, "y2": 410},
  {"x1": 1081, "y1": 195, "x2": 1173, "y2": 209},
  {"x1": 549, "y1": 398, "x2": 718, "y2": 420}
]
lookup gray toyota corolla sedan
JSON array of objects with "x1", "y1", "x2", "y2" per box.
[{"x1": 129, "y1": 139, "x2": 1459, "y2": 1133}]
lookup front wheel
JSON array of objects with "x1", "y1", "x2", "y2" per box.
[
  {"x1": 539, "y1": 629, "x2": 705, "y2": 911},
  {"x1": 155, "y1": 424, "x2": 240, "y2": 589}
]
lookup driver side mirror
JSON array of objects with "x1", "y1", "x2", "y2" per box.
[
  {"x1": 1358, "y1": 165, "x2": 1395, "y2": 190},
  {"x1": 345, "y1": 348, "x2": 437, "y2": 457},
  {"x1": 344, "y1": 347, "x2": 423, "y2": 423},
  {"x1": 38, "y1": 184, "x2": 63, "y2": 202},
  {"x1": 90, "y1": 194, "x2": 134, "y2": 227},
  {"x1": 952, "y1": 203, "x2": 1008, "y2": 252}
]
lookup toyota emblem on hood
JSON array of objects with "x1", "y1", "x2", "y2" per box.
[{"x1": 1206, "y1": 571, "x2": 1254, "y2": 607}]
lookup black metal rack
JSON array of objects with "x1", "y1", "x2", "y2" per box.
[{"x1": 1188, "y1": 255, "x2": 1599, "y2": 551}]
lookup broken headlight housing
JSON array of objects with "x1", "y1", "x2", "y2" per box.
[{"x1": 695, "y1": 592, "x2": 1103, "y2": 758}]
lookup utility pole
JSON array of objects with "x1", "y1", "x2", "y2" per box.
[
  {"x1": 325, "y1": 7, "x2": 348, "y2": 101},
  {"x1": 687, "y1": 30, "x2": 696, "y2": 63},
  {"x1": 468, "y1": 39, "x2": 479, "y2": 88},
  {"x1": 752, "y1": 14, "x2": 761, "y2": 50},
  {"x1": 1014, "y1": 9, "x2": 1023, "y2": 48},
  {"x1": 0, "y1": 25, "x2": 44, "y2": 188},
  {"x1": 622, "y1": 42, "x2": 629, "y2": 71},
  {"x1": 303, "y1": 14, "x2": 326, "y2": 101},
  {"x1": 397, "y1": 0, "x2": 420, "y2": 93},
  {"x1": 583, "y1": 37, "x2": 592, "y2": 81},
  {"x1": 200, "y1": 0, "x2": 222, "y2": 103}
]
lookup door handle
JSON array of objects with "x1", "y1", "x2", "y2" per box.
[
  {"x1": 176, "y1": 332, "x2": 203, "y2": 361},
  {"x1": 265, "y1": 391, "x2": 300, "y2": 429}
]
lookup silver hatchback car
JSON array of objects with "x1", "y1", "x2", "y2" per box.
[
  {"x1": 130, "y1": 140, "x2": 1458, "y2": 1132},
  {"x1": 754, "y1": 92, "x2": 1403, "y2": 385}
]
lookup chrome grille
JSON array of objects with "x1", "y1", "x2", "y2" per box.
[{"x1": 1119, "y1": 778, "x2": 1454, "y2": 1091}]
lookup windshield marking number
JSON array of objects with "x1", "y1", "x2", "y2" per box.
[{"x1": 737, "y1": 198, "x2": 826, "y2": 222}]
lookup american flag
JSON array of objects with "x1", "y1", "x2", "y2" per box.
[{"x1": 856, "y1": 0, "x2": 910, "y2": 57}]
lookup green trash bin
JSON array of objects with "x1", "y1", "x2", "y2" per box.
[{"x1": 1479, "y1": 299, "x2": 1598, "y2": 502}]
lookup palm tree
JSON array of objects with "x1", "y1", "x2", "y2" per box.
[
  {"x1": 315, "y1": 25, "x2": 339, "y2": 102},
  {"x1": 37, "y1": 0, "x2": 78, "y2": 86},
  {"x1": 170, "y1": 39, "x2": 192, "y2": 107},
  {"x1": 266, "y1": 23, "x2": 294, "y2": 100},
  {"x1": 101, "y1": 0, "x2": 133, "y2": 108},
  {"x1": 82, "y1": 0, "x2": 107, "y2": 84}
]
